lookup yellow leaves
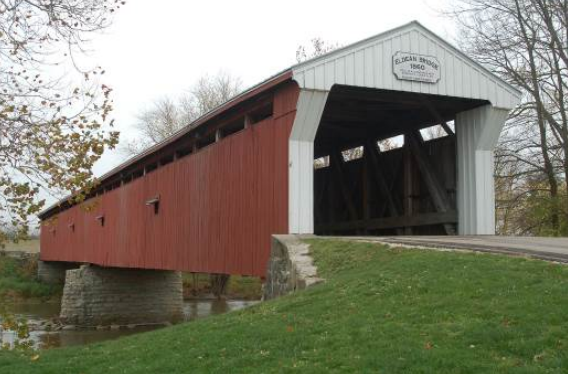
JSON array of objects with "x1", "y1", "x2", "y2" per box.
[
  {"x1": 30, "y1": 354, "x2": 40, "y2": 362},
  {"x1": 424, "y1": 341, "x2": 433, "y2": 350},
  {"x1": 2, "y1": 105, "x2": 15, "y2": 113}
]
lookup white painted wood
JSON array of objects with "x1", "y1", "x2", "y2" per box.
[
  {"x1": 289, "y1": 90, "x2": 329, "y2": 234},
  {"x1": 291, "y1": 21, "x2": 521, "y2": 109},
  {"x1": 287, "y1": 22, "x2": 521, "y2": 235},
  {"x1": 456, "y1": 105, "x2": 509, "y2": 234}
]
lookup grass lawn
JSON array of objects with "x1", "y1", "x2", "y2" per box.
[
  {"x1": 2, "y1": 239, "x2": 568, "y2": 373},
  {"x1": 0, "y1": 255, "x2": 60, "y2": 301}
]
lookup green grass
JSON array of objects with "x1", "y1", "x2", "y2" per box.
[
  {"x1": 2, "y1": 239, "x2": 568, "y2": 373},
  {"x1": 0, "y1": 255, "x2": 60, "y2": 300}
]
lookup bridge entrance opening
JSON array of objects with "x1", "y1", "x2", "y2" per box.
[{"x1": 313, "y1": 85, "x2": 488, "y2": 236}]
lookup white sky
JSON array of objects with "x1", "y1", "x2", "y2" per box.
[{"x1": 86, "y1": 0, "x2": 453, "y2": 177}]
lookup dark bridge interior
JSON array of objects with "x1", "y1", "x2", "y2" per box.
[{"x1": 313, "y1": 85, "x2": 488, "y2": 236}]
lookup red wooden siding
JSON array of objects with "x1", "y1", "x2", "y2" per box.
[{"x1": 40, "y1": 82, "x2": 299, "y2": 277}]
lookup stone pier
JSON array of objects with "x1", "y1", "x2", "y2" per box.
[
  {"x1": 37, "y1": 260, "x2": 79, "y2": 284},
  {"x1": 60, "y1": 264, "x2": 183, "y2": 326}
]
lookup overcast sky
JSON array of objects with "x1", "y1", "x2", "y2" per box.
[{"x1": 86, "y1": 0, "x2": 453, "y2": 176}]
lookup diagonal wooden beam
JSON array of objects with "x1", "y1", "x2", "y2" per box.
[
  {"x1": 403, "y1": 143, "x2": 414, "y2": 235},
  {"x1": 365, "y1": 141, "x2": 401, "y2": 218},
  {"x1": 407, "y1": 132, "x2": 456, "y2": 235},
  {"x1": 419, "y1": 95, "x2": 455, "y2": 135},
  {"x1": 330, "y1": 152, "x2": 359, "y2": 221}
]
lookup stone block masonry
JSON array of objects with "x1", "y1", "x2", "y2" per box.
[
  {"x1": 60, "y1": 264, "x2": 183, "y2": 326},
  {"x1": 37, "y1": 260, "x2": 79, "y2": 284},
  {"x1": 263, "y1": 235, "x2": 323, "y2": 300}
]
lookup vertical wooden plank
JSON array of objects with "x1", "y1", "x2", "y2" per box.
[
  {"x1": 38, "y1": 82, "x2": 297, "y2": 278},
  {"x1": 403, "y1": 142, "x2": 413, "y2": 234}
]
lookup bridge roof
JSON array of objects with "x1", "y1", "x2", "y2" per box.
[{"x1": 39, "y1": 21, "x2": 520, "y2": 220}]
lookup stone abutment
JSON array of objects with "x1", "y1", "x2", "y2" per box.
[
  {"x1": 263, "y1": 235, "x2": 323, "y2": 300},
  {"x1": 59, "y1": 264, "x2": 183, "y2": 327}
]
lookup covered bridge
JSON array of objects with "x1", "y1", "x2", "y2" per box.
[{"x1": 39, "y1": 21, "x2": 521, "y2": 278}]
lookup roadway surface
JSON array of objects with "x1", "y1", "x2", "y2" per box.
[{"x1": 341, "y1": 236, "x2": 568, "y2": 263}]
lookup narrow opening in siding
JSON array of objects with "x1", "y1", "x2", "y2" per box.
[
  {"x1": 342, "y1": 146, "x2": 364, "y2": 162},
  {"x1": 248, "y1": 102, "x2": 273, "y2": 125},
  {"x1": 121, "y1": 174, "x2": 132, "y2": 186},
  {"x1": 68, "y1": 223, "x2": 75, "y2": 232},
  {"x1": 96, "y1": 215, "x2": 105, "y2": 227},
  {"x1": 314, "y1": 156, "x2": 330, "y2": 169},
  {"x1": 132, "y1": 169, "x2": 144, "y2": 180},
  {"x1": 420, "y1": 124, "x2": 448, "y2": 141},
  {"x1": 377, "y1": 135, "x2": 404, "y2": 152},
  {"x1": 145, "y1": 163, "x2": 158, "y2": 174},
  {"x1": 176, "y1": 147, "x2": 192, "y2": 160},
  {"x1": 222, "y1": 118, "x2": 246, "y2": 137},
  {"x1": 160, "y1": 154, "x2": 174, "y2": 166},
  {"x1": 196, "y1": 132, "x2": 215, "y2": 149}
]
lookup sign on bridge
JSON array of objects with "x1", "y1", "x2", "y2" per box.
[{"x1": 392, "y1": 51, "x2": 441, "y2": 84}]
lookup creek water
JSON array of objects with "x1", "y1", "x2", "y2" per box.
[{"x1": 1, "y1": 299, "x2": 258, "y2": 350}]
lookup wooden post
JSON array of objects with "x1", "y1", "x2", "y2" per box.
[
  {"x1": 244, "y1": 114, "x2": 252, "y2": 129},
  {"x1": 328, "y1": 172, "x2": 336, "y2": 231},
  {"x1": 330, "y1": 152, "x2": 359, "y2": 221},
  {"x1": 362, "y1": 152, "x2": 370, "y2": 231},
  {"x1": 407, "y1": 132, "x2": 456, "y2": 235},
  {"x1": 365, "y1": 141, "x2": 401, "y2": 218},
  {"x1": 314, "y1": 171, "x2": 328, "y2": 228},
  {"x1": 403, "y1": 142, "x2": 413, "y2": 235}
]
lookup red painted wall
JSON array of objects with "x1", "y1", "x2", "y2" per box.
[{"x1": 40, "y1": 82, "x2": 299, "y2": 277}]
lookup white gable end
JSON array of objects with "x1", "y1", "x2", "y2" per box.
[{"x1": 292, "y1": 21, "x2": 521, "y2": 109}]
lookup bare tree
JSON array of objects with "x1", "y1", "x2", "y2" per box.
[
  {"x1": 296, "y1": 37, "x2": 341, "y2": 63},
  {"x1": 123, "y1": 71, "x2": 242, "y2": 157},
  {"x1": 122, "y1": 97, "x2": 183, "y2": 156},
  {"x1": 0, "y1": 0, "x2": 122, "y2": 243},
  {"x1": 181, "y1": 72, "x2": 243, "y2": 121},
  {"x1": 448, "y1": 0, "x2": 568, "y2": 235}
]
